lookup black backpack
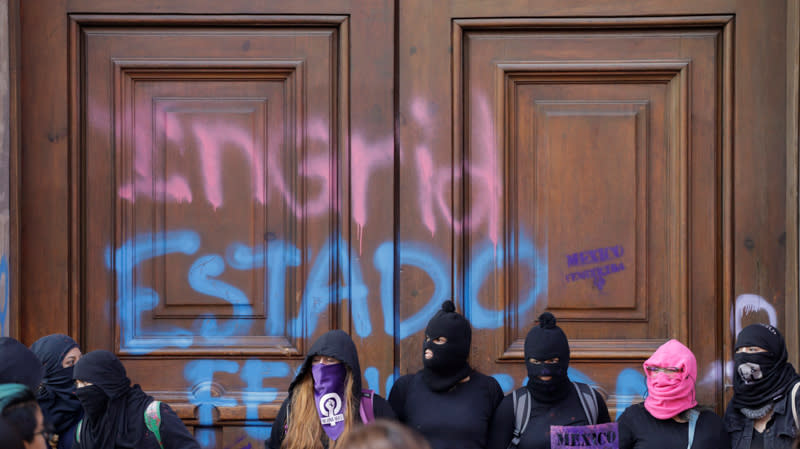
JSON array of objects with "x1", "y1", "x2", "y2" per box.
[{"x1": 507, "y1": 382, "x2": 598, "y2": 449}]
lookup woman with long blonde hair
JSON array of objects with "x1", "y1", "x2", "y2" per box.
[{"x1": 267, "y1": 330, "x2": 396, "y2": 449}]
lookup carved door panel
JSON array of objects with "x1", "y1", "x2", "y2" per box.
[
  {"x1": 397, "y1": 1, "x2": 787, "y2": 418},
  {"x1": 20, "y1": 3, "x2": 395, "y2": 447}
]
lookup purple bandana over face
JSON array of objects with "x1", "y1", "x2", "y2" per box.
[{"x1": 312, "y1": 363, "x2": 347, "y2": 441}]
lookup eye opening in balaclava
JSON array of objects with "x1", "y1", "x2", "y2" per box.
[
  {"x1": 731, "y1": 323, "x2": 800, "y2": 412},
  {"x1": 421, "y1": 300, "x2": 473, "y2": 392},
  {"x1": 524, "y1": 312, "x2": 571, "y2": 403}
]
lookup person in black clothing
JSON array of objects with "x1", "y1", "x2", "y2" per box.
[
  {"x1": 724, "y1": 323, "x2": 800, "y2": 449},
  {"x1": 0, "y1": 383, "x2": 49, "y2": 449},
  {"x1": 389, "y1": 301, "x2": 504, "y2": 449},
  {"x1": 267, "y1": 330, "x2": 396, "y2": 449},
  {"x1": 617, "y1": 339, "x2": 729, "y2": 449},
  {"x1": 30, "y1": 334, "x2": 84, "y2": 449},
  {"x1": 0, "y1": 338, "x2": 44, "y2": 391},
  {"x1": 487, "y1": 312, "x2": 610, "y2": 449},
  {"x1": 71, "y1": 350, "x2": 200, "y2": 449}
]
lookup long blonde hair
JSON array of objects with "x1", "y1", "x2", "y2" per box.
[{"x1": 282, "y1": 367, "x2": 359, "y2": 449}]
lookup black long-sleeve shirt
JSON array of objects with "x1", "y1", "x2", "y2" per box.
[
  {"x1": 73, "y1": 402, "x2": 200, "y2": 449},
  {"x1": 487, "y1": 385, "x2": 610, "y2": 449},
  {"x1": 389, "y1": 371, "x2": 503, "y2": 449},
  {"x1": 618, "y1": 403, "x2": 731, "y2": 449}
]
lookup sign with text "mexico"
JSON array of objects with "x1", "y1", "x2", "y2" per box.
[{"x1": 550, "y1": 422, "x2": 619, "y2": 449}]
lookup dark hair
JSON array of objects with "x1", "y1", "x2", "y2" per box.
[
  {"x1": 338, "y1": 419, "x2": 432, "y2": 449},
  {"x1": 1, "y1": 388, "x2": 39, "y2": 443},
  {"x1": 0, "y1": 417, "x2": 25, "y2": 449}
]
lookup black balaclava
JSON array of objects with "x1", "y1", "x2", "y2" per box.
[
  {"x1": 524, "y1": 312, "x2": 572, "y2": 403},
  {"x1": 30, "y1": 334, "x2": 83, "y2": 434},
  {"x1": 0, "y1": 337, "x2": 43, "y2": 391},
  {"x1": 73, "y1": 350, "x2": 154, "y2": 449},
  {"x1": 421, "y1": 300, "x2": 473, "y2": 392},
  {"x1": 731, "y1": 323, "x2": 800, "y2": 413}
]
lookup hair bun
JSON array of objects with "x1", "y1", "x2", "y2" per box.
[
  {"x1": 441, "y1": 300, "x2": 456, "y2": 313},
  {"x1": 538, "y1": 312, "x2": 557, "y2": 329}
]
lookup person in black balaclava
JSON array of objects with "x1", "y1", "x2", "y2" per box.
[
  {"x1": 30, "y1": 334, "x2": 83, "y2": 449},
  {"x1": 389, "y1": 300, "x2": 503, "y2": 449},
  {"x1": 487, "y1": 312, "x2": 610, "y2": 449},
  {"x1": 72, "y1": 350, "x2": 200, "y2": 449},
  {"x1": 724, "y1": 323, "x2": 800, "y2": 449},
  {"x1": 0, "y1": 337, "x2": 44, "y2": 391}
]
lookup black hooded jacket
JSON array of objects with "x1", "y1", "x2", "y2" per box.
[
  {"x1": 72, "y1": 350, "x2": 200, "y2": 449},
  {"x1": 30, "y1": 334, "x2": 84, "y2": 449},
  {"x1": 267, "y1": 330, "x2": 395, "y2": 449},
  {"x1": 0, "y1": 337, "x2": 43, "y2": 391}
]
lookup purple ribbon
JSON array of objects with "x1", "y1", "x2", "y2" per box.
[
  {"x1": 312, "y1": 363, "x2": 347, "y2": 441},
  {"x1": 550, "y1": 422, "x2": 619, "y2": 449}
]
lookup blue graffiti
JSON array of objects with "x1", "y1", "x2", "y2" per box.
[
  {"x1": 226, "y1": 241, "x2": 301, "y2": 335},
  {"x1": 465, "y1": 234, "x2": 547, "y2": 329},
  {"x1": 241, "y1": 361, "x2": 290, "y2": 420},
  {"x1": 364, "y1": 366, "x2": 381, "y2": 395},
  {"x1": 184, "y1": 360, "x2": 239, "y2": 426},
  {"x1": 106, "y1": 230, "x2": 554, "y2": 427},
  {"x1": 189, "y1": 254, "x2": 250, "y2": 307},
  {"x1": 0, "y1": 255, "x2": 8, "y2": 337},
  {"x1": 491, "y1": 373, "x2": 515, "y2": 393},
  {"x1": 110, "y1": 231, "x2": 201, "y2": 354},
  {"x1": 614, "y1": 368, "x2": 647, "y2": 419},
  {"x1": 374, "y1": 242, "x2": 451, "y2": 339},
  {"x1": 568, "y1": 367, "x2": 598, "y2": 387}
]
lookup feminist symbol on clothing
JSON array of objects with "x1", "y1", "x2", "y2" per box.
[{"x1": 319, "y1": 393, "x2": 344, "y2": 426}]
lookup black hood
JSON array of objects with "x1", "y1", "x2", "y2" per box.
[
  {"x1": 0, "y1": 337, "x2": 43, "y2": 391},
  {"x1": 289, "y1": 330, "x2": 362, "y2": 403}
]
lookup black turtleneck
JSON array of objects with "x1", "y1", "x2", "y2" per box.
[
  {"x1": 486, "y1": 385, "x2": 610, "y2": 449},
  {"x1": 389, "y1": 370, "x2": 502, "y2": 449}
]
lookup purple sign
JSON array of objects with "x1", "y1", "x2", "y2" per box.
[{"x1": 550, "y1": 422, "x2": 619, "y2": 449}]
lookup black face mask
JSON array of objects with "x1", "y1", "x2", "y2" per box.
[
  {"x1": 524, "y1": 313, "x2": 572, "y2": 402},
  {"x1": 75, "y1": 385, "x2": 109, "y2": 422},
  {"x1": 420, "y1": 301, "x2": 473, "y2": 392},
  {"x1": 525, "y1": 359, "x2": 571, "y2": 402},
  {"x1": 731, "y1": 324, "x2": 800, "y2": 410}
]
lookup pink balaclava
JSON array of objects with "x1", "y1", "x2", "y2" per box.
[{"x1": 643, "y1": 339, "x2": 698, "y2": 419}]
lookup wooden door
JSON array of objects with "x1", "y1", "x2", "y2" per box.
[
  {"x1": 19, "y1": 2, "x2": 395, "y2": 447},
  {"x1": 14, "y1": 0, "x2": 791, "y2": 448},
  {"x1": 396, "y1": 1, "x2": 788, "y2": 420}
]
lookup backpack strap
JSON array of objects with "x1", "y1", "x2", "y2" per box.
[
  {"x1": 359, "y1": 389, "x2": 375, "y2": 424},
  {"x1": 791, "y1": 380, "x2": 800, "y2": 430},
  {"x1": 75, "y1": 419, "x2": 83, "y2": 443},
  {"x1": 507, "y1": 387, "x2": 532, "y2": 449},
  {"x1": 573, "y1": 382, "x2": 598, "y2": 425},
  {"x1": 686, "y1": 408, "x2": 700, "y2": 449},
  {"x1": 145, "y1": 400, "x2": 164, "y2": 449}
]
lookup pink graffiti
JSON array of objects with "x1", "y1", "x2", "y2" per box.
[
  {"x1": 108, "y1": 94, "x2": 502, "y2": 240},
  {"x1": 410, "y1": 95, "x2": 501, "y2": 245}
]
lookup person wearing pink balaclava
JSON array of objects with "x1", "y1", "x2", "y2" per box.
[{"x1": 617, "y1": 339, "x2": 730, "y2": 449}]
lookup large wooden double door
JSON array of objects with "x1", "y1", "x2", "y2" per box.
[{"x1": 14, "y1": 0, "x2": 792, "y2": 447}]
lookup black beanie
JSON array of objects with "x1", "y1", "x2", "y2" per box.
[
  {"x1": 524, "y1": 312, "x2": 572, "y2": 402},
  {"x1": 524, "y1": 312, "x2": 570, "y2": 364},
  {"x1": 421, "y1": 301, "x2": 473, "y2": 391}
]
